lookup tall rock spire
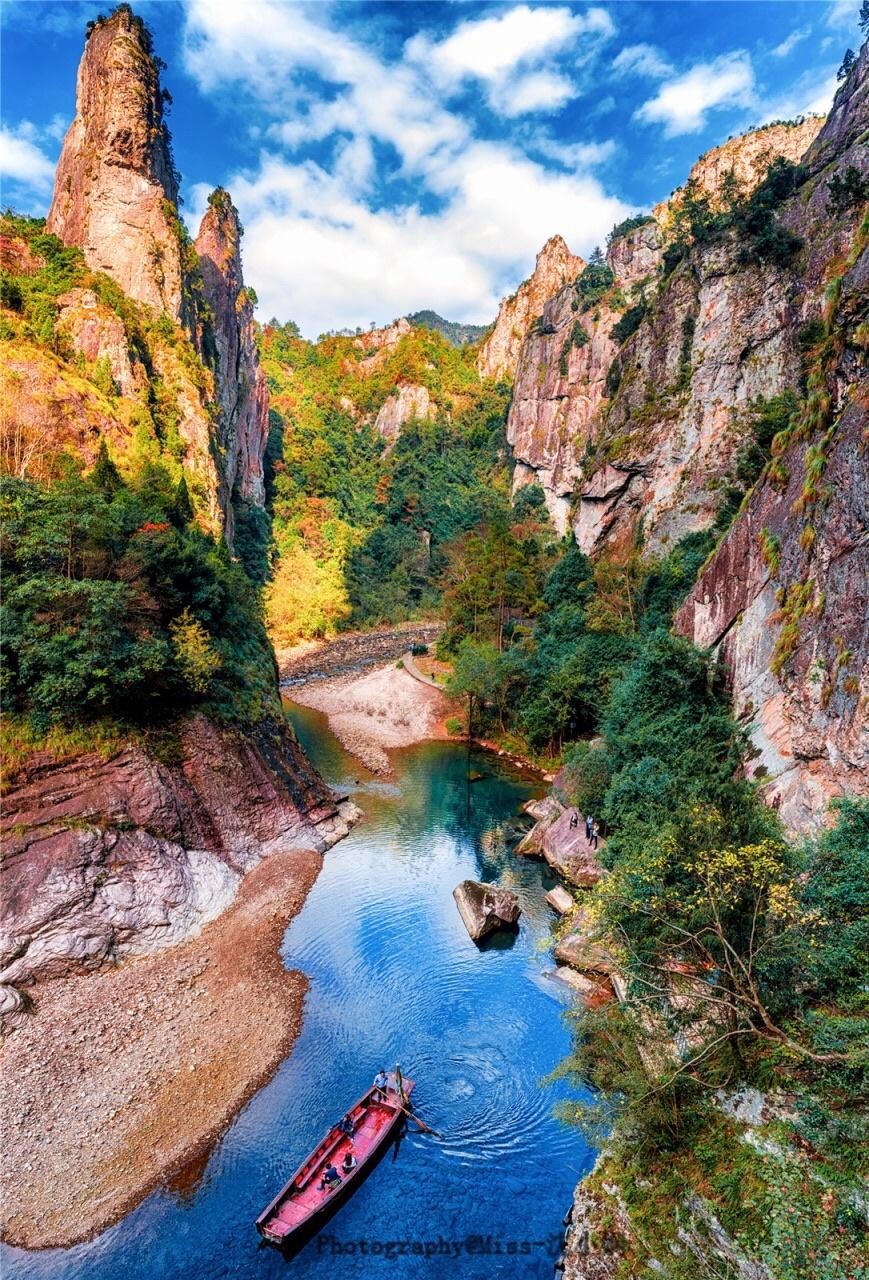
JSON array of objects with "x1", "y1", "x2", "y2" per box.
[
  {"x1": 195, "y1": 190, "x2": 268, "y2": 513},
  {"x1": 47, "y1": 5, "x2": 186, "y2": 318},
  {"x1": 478, "y1": 235, "x2": 585, "y2": 382}
]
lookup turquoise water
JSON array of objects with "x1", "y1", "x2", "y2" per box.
[{"x1": 4, "y1": 705, "x2": 595, "y2": 1279}]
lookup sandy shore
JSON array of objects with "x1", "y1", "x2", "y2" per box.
[
  {"x1": 0, "y1": 847, "x2": 321, "y2": 1250},
  {"x1": 290, "y1": 661, "x2": 451, "y2": 774}
]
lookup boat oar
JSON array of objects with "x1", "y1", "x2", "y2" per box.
[{"x1": 392, "y1": 1096, "x2": 442, "y2": 1138}]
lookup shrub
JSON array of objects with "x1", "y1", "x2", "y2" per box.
[{"x1": 611, "y1": 302, "x2": 646, "y2": 345}]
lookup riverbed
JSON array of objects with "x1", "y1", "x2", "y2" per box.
[{"x1": 3, "y1": 701, "x2": 595, "y2": 1279}]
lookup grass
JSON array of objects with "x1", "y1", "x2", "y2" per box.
[{"x1": 1, "y1": 714, "x2": 135, "y2": 793}]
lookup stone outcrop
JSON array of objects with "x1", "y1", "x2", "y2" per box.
[
  {"x1": 56, "y1": 287, "x2": 140, "y2": 395},
  {"x1": 545, "y1": 885, "x2": 575, "y2": 915},
  {"x1": 373, "y1": 382, "x2": 433, "y2": 443},
  {"x1": 654, "y1": 116, "x2": 825, "y2": 226},
  {"x1": 517, "y1": 779, "x2": 605, "y2": 886},
  {"x1": 452, "y1": 879, "x2": 521, "y2": 941},
  {"x1": 0, "y1": 715, "x2": 357, "y2": 997},
  {"x1": 478, "y1": 235, "x2": 585, "y2": 382},
  {"x1": 195, "y1": 190, "x2": 269, "y2": 518},
  {"x1": 47, "y1": 8, "x2": 186, "y2": 320},
  {"x1": 41, "y1": 12, "x2": 268, "y2": 541},
  {"x1": 503, "y1": 115, "x2": 838, "y2": 544}
]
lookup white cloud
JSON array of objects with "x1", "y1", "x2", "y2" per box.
[
  {"x1": 497, "y1": 70, "x2": 577, "y2": 117},
  {"x1": 635, "y1": 52, "x2": 756, "y2": 136},
  {"x1": 188, "y1": 139, "x2": 628, "y2": 338},
  {"x1": 825, "y1": 0, "x2": 858, "y2": 28},
  {"x1": 180, "y1": 0, "x2": 628, "y2": 336},
  {"x1": 0, "y1": 123, "x2": 55, "y2": 193},
  {"x1": 771, "y1": 28, "x2": 811, "y2": 58},
  {"x1": 412, "y1": 4, "x2": 584, "y2": 85},
  {"x1": 612, "y1": 43, "x2": 673, "y2": 79},
  {"x1": 407, "y1": 3, "x2": 614, "y2": 116}
]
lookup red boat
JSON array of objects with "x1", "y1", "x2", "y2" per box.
[{"x1": 256, "y1": 1070, "x2": 415, "y2": 1248}]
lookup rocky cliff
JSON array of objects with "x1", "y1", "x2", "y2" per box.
[
  {"x1": 47, "y1": 7, "x2": 187, "y2": 322},
  {"x1": 654, "y1": 115, "x2": 826, "y2": 225},
  {"x1": 478, "y1": 234, "x2": 585, "y2": 382},
  {"x1": 675, "y1": 51, "x2": 868, "y2": 833},
  {"x1": 501, "y1": 57, "x2": 865, "y2": 832},
  {"x1": 501, "y1": 119, "x2": 835, "y2": 544},
  {"x1": 0, "y1": 715, "x2": 355, "y2": 1015},
  {"x1": 195, "y1": 190, "x2": 269, "y2": 525}
]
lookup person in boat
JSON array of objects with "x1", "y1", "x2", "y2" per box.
[
  {"x1": 319, "y1": 1163, "x2": 342, "y2": 1192},
  {"x1": 373, "y1": 1069, "x2": 389, "y2": 1100},
  {"x1": 342, "y1": 1148, "x2": 358, "y2": 1174},
  {"x1": 338, "y1": 1114, "x2": 354, "y2": 1136}
]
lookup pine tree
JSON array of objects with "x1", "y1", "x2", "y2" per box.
[
  {"x1": 837, "y1": 48, "x2": 856, "y2": 81},
  {"x1": 91, "y1": 439, "x2": 122, "y2": 497},
  {"x1": 173, "y1": 474, "x2": 194, "y2": 525},
  {"x1": 859, "y1": 0, "x2": 868, "y2": 32}
]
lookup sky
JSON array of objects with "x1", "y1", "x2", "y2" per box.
[{"x1": 0, "y1": 0, "x2": 863, "y2": 337}]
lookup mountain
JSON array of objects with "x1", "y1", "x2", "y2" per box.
[
  {"x1": 477, "y1": 234, "x2": 585, "y2": 382},
  {"x1": 405, "y1": 309, "x2": 489, "y2": 347}
]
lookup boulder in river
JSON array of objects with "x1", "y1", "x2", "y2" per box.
[
  {"x1": 453, "y1": 879, "x2": 521, "y2": 942},
  {"x1": 545, "y1": 885, "x2": 575, "y2": 916}
]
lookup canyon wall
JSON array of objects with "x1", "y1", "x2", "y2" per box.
[
  {"x1": 47, "y1": 7, "x2": 186, "y2": 321},
  {"x1": 0, "y1": 715, "x2": 355, "y2": 1012},
  {"x1": 676, "y1": 51, "x2": 868, "y2": 832}
]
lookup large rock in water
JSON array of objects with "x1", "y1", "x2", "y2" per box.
[{"x1": 453, "y1": 880, "x2": 521, "y2": 942}]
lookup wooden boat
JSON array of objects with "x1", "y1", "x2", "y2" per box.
[{"x1": 256, "y1": 1070, "x2": 415, "y2": 1248}]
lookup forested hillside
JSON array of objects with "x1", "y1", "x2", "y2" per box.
[{"x1": 258, "y1": 319, "x2": 555, "y2": 644}]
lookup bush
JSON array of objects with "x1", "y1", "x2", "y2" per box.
[{"x1": 610, "y1": 302, "x2": 647, "y2": 345}]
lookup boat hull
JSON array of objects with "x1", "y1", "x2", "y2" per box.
[{"x1": 256, "y1": 1072, "x2": 415, "y2": 1251}]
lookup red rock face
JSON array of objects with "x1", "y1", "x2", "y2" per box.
[
  {"x1": 676, "y1": 47, "x2": 869, "y2": 832},
  {"x1": 0, "y1": 715, "x2": 344, "y2": 990},
  {"x1": 47, "y1": 9, "x2": 185, "y2": 320},
  {"x1": 194, "y1": 193, "x2": 269, "y2": 522}
]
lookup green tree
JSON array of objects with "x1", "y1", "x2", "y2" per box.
[{"x1": 445, "y1": 638, "x2": 499, "y2": 740}]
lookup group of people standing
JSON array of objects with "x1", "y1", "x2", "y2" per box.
[{"x1": 568, "y1": 811, "x2": 600, "y2": 848}]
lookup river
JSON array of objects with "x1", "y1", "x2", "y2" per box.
[{"x1": 5, "y1": 702, "x2": 596, "y2": 1279}]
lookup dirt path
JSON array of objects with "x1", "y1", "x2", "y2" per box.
[
  {"x1": 289, "y1": 661, "x2": 452, "y2": 774},
  {"x1": 0, "y1": 847, "x2": 322, "y2": 1250}
]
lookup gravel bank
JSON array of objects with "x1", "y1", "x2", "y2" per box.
[
  {"x1": 0, "y1": 847, "x2": 322, "y2": 1250},
  {"x1": 289, "y1": 662, "x2": 451, "y2": 774}
]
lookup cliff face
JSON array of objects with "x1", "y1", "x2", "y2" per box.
[
  {"x1": 478, "y1": 234, "x2": 585, "y2": 382},
  {"x1": 195, "y1": 191, "x2": 269, "y2": 521},
  {"x1": 0, "y1": 715, "x2": 355, "y2": 1000},
  {"x1": 47, "y1": 8, "x2": 186, "y2": 321},
  {"x1": 502, "y1": 120, "x2": 833, "y2": 545},
  {"x1": 373, "y1": 382, "x2": 433, "y2": 443},
  {"x1": 507, "y1": 221, "x2": 660, "y2": 535},
  {"x1": 675, "y1": 50, "x2": 869, "y2": 833}
]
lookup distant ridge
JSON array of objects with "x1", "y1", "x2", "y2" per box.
[{"x1": 405, "y1": 310, "x2": 490, "y2": 347}]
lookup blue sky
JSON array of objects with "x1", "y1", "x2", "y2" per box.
[{"x1": 1, "y1": 0, "x2": 862, "y2": 336}]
